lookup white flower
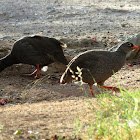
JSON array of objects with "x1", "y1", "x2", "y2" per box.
[
  {"x1": 127, "y1": 120, "x2": 137, "y2": 128},
  {"x1": 28, "y1": 130, "x2": 33, "y2": 134}
]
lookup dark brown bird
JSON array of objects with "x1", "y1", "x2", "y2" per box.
[
  {"x1": 60, "y1": 42, "x2": 139, "y2": 96},
  {"x1": 0, "y1": 35, "x2": 68, "y2": 78}
]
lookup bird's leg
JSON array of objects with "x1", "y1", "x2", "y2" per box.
[
  {"x1": 22, "y1": 64, "x2": 42, "y2": 78},
  {"x1": 35, "y1": 64, "x2": 42, "y2": 79},
  {"x1": 89, "y1": 85, "x2": 95, "y2": 97},
  {"x1": 102, "y1": 86, "x2": 120, "y2": 92}
]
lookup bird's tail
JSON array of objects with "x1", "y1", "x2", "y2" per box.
[{"x1": 0, "y1": 54, "x2": 16, "y2": 72}]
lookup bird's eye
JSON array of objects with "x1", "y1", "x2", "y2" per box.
[{"x1": 128, "y1": 43, "x2": 132, "y2": 46}]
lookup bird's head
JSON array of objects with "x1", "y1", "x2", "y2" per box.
[{"x1": 119, "y1": 42, "x2": 139, "y2": 54}]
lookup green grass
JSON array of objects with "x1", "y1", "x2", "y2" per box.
[{"x1": 76, "y1": 89, "x2": 140, "y2": 140}]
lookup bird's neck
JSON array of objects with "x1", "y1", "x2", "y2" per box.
[
  {"x1": 116, "y1": 47, "x2": 128, "y2": 55},
  {"x1": 0, "y1": 54, "x2": 16, "y2": 72}
]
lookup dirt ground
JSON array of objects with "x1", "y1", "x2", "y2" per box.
[{"x1": 0, "y1": 0, "x2": 140, "y2": 139}]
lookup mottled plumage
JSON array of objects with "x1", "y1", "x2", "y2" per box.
[{"x1": 60, "y1": 42, "x2": 139, "y2": 96}]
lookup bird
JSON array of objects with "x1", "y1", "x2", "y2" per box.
[
  {"x1": 128, "y1": 61, "x2": 140, "y2": 67},
  {"x1": 0, "y1": 35, "x2": 68, "y2": 78},
  {"x1": 60, "y1": 42, "x2": 139, "y2": 96}
]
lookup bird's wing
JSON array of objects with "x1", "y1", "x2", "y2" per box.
[{"x1": 69, "y1": 50, "x2": 110, "y2": 70}]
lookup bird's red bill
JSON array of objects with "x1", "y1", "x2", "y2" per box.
[{"x1": 132, "y1": 45, "x2": 139, "y2": 50}]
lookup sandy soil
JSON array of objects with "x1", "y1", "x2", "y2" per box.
[{"x1": 0, "y1": 0, "x2": 140, "y2": 139}]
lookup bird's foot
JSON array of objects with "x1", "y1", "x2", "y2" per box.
[
  {"x1": 22, "y1": 69, "x2": 37, "y2": 77},
  {"x1": 22, "y1": 69, "x2": 41, "y2": 79},
  {"x1": 22, "y1": 64, "x2": 42, "y2": 79},
  {"x1": 128, "y1": 61, "x2": 140, "y2": 67},
  {"x1": 102, "y1": 86, "x2": 120, "y2": 92},
  {"x1": 34, "y1": 72, "x2": 41, "y2": 79}
]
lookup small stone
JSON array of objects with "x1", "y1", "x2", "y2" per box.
[{"x1": 121, "y1": 23, "x2": 127, "y2": 27}]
